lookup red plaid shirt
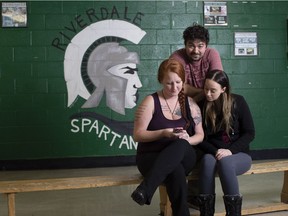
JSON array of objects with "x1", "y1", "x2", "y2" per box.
[{"x1": 170, "y1": 48, "x2": 223, "y2": 88}]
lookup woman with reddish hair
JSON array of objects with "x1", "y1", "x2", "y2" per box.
[{"x1": 131, "y1": 59, "x2": 204, "y2": 216}]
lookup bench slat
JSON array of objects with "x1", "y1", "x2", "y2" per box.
[
  {"x1": 245, "y1": 160, "x2": 288, "y2": 174},
  {"x1": 0, "y1": 174, "x2": 143, "y2": 193}
]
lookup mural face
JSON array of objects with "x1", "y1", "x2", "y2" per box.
[
  {"x1": 64, "y1": 19, "x2": 146, "y2": 116},
  {"x1": 107, "y1": 62, "x2": 142, "y2": 109},
  {"x1": 81, "y1": 42, "x2": 142, "y2": 115}
]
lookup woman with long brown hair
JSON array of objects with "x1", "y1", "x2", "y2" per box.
[{"x1": 197, "y1": 70, "x2": 255, "y2": 216}]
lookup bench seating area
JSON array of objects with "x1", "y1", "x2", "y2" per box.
[
  {"x1": 0, "y1": 160, "x2": 287, "y2": 216},
  {"x1": 160, "y1": 159, "x2": 288, "y2": 216}
]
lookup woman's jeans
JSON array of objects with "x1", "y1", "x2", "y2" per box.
[{"x1": 199, "y1": 152, "x2": 252, "y2": 195}]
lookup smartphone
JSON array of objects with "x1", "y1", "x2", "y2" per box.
[{"x1": 173, "y1": 128, "x2": 183, "y2": 133}]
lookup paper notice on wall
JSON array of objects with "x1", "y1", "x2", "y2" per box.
[
  {"x1": 234, "y1": 32, "x2": 258, "y2": 56},
  {"x1": 204, "y1": 2, "x2": 227, "y2": 26}
]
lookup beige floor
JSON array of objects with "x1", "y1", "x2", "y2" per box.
[{"x1": 0, "y1": 165, "x2": 287, "y2": 216}]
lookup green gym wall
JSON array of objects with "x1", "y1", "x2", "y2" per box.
[{"x1": 0, "y1": 1, "x2": 287, "y2": 167}]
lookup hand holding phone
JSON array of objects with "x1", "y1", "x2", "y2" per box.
[{"x1": 173, "y1": 128, "x2": 183, "y2": 133}]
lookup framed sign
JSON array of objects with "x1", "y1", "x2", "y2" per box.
[
  {"x1": 204, "y1": 1, "x2": 227, "y2": 26},
  {"x1": 234, "y1": 32, "x2": 258, "y2": 56},
  {"x1": 1, "y1": 2, "x2": 27, "y2": 27}
]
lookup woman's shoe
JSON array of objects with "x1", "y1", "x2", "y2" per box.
[
  {"x1": 196, "y1": 194, "x2": 215, "y2": 216},
  {"x1": 131, "y1": 187, "x2": 147, "y2": 205},
  {"x1": 223, "y1": 194, "x2": 242, "y2": 216}
]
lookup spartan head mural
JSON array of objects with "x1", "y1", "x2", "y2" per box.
[{"x1": 64, "y1": 20, "x2": 146, "y2": 115}]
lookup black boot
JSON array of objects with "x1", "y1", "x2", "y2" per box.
[
  {"x1": 223, "y1": 195, "x2": 242, "y2": 216},
  {"x1": 196, "y1": 194, "x2": 215, "y2": 216},
  {"x1": 131, "y1": 185, "x2": 148, "y2": 206}
]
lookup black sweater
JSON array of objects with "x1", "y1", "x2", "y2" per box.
[{"x1": 198, "y1": 94, "x2": 255, "y2": 155}]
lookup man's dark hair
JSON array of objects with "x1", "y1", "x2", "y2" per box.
[{"x1": 183, "y1": 23, "x2": 210, "y2": 45}]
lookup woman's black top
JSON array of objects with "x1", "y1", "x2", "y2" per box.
[{"x1": 198, "y1": 94, "x2": 255, "y2": 155}]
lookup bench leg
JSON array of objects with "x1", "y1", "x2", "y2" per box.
[
  {"x1": 7, "y1": 193, "x2": 16, "y2": 216},
  {"x1": 159, "y1": 185, "x2": 167, "y2": 214},
  {"x1": 159, "y1": 185, "x2": 172, "y2": 216},
  {"x1": 281, "y1": 170, "x2": 288, "y2": 203}
]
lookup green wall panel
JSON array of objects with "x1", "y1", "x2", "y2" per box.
[
  {"x1": 0, "y1": 31, "x2": 30, "y2": 46},
  {"x1": 141, "y1": 14, "x2": 171, "y2": 29},
  {"x1": 30, "y1": 1, "x2": 63, "y2": 14},
  {"x1": 172, "y1": 14, "x2": 202, "y2": 29},
  {"x1": 0, "y1": 1, "x2": 287, "y2": 161},
  {"x1": 0, "y1": 47, "x2": 13, "y2": 62},
  {"x1": 156, "y1": 1, "x2": 185, "y2": 14},
  {"x1": 126, "y1": 1, "x2": 156, "y2": 13}
]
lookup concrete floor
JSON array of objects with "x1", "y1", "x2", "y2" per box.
[{"x1": 0, "y1": 165, "x2": 287, "y2": 216}]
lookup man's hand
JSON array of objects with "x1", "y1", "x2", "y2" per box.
[{"x1": 184, "y1": 84, "x2": 204, "y2": 102}]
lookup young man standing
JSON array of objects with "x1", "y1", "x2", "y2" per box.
[
  {"x1": 170, "y1": 23, "x2": 223, "y2": 102},
  {"x1": 170, "y1": 23, "x2": 223, "y2": 209}
]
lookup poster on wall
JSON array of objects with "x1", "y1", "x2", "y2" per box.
[
  {"x1": 234, "y1": 32, "x2": 258, "y2": 56},
  {"x1": 204, "y1": 1, "x2": 227, "y2": 26},
  {"x1": 1, "y1": 2, "x2": 27, "y2": 27}
]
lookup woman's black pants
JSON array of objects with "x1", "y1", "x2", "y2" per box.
[{"x1": 136, "y1": 139, "x2": 196, "y2": 216}]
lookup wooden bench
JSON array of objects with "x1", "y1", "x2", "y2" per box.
[
  {"x1": 0, "y1": 160, "x2": 287, "y2": 216},
  {"x1": 160, "y1": 159, "x2": 288, "y2": 216}
]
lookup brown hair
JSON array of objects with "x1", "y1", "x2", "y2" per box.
[
  {"x1": 204, "y1": 70, "x2": 233, "y2": 135},
  {"x1": 183, "y1": 23, "x2": 210, "y2": 45}
]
